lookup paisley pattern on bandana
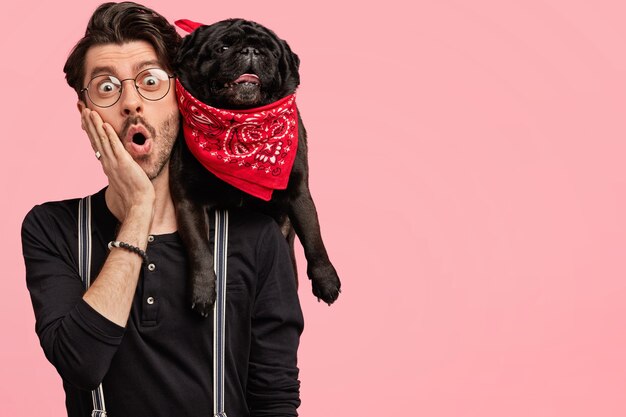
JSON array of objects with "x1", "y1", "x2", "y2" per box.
[{"x1": 176, "y1": 79, "x2": 298, "y2": 201}]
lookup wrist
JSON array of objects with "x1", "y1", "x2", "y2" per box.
[
  {"x1": 105, "y1": 187, "x2": 155, "y2": 223},
  {"x1": 123, "y1": 203, "x2": 154, "y2": 231},
  {"x1": 127, "y1": 200, "x2": 154, "y2": 216},
  {"x1": 108, "y1": 240, "x2": 150, "y2": 264}
]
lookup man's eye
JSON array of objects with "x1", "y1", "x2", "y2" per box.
[
  {"x1": 144, "y1": 76, "x2": 158, "y2": 86},
  {"x1": 97, "y1": 82, "x2": 117, "y2": 95},
  {"x1": 139, "y1": 74, "x2": 164, "y2": 91}
]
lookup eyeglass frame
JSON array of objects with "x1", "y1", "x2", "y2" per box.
[{"x1": 80, "y1": 67, "x2": 175, "y2": 108}]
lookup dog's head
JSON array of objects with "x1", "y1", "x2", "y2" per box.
[{"x1": 175, "y1": 18, "x2": 300, "y2": 109}]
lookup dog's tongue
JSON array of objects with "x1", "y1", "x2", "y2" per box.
[{"x1": 233, "y1": 74, "x2": 260, "y2": 84}]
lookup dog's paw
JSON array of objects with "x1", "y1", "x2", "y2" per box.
[
  {"x1": 191, "y1": 295, "x2": 215, "y2": 317},
  {"x1": 189, "y1": 271, "x2": 217, "y2": 317},
  {"x1": 309, "y1": 264, "x2": 341, "y2": 305}
]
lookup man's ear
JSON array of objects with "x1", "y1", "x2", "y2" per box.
[{"x1": 77, "y1": 100, "x2": 86, "y2": 113}]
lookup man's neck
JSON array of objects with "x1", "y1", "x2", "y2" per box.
[
  {"x1": 149, "y1": 166, "x2": 177, "y2": 235},
  {"x1": 105, "y1": 165, "x2": 178, "y2": 235}
]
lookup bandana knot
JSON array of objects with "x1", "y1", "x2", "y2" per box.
[{"x1": 176, "y1": 79, "x2": 298, "y2": 201}]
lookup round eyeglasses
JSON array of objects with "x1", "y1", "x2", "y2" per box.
[{"x1": 81, "y1": 68, "x2": 175, "y2": 108}]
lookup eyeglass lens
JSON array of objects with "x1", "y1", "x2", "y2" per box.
[{"x1": 85, "y1": 68, "x2": 171, "y2": 108}]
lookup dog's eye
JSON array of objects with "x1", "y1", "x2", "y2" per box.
[{"x1": 219, "y1": 45, "x2": 230, "y2": 52}]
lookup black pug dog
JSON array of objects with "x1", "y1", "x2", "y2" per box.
[{"x1": 170, "y1": 18, "x2": 341, "y2": 316}]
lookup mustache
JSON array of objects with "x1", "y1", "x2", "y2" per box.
[{"x1": 119, "y1": 116, "x2": 157, "y2": 139}]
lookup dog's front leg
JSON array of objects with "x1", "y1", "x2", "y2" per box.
[
  {"x1": 289, "y1": 190, "x2": 341, "y2": 304},
  {"x1": 175, "y1": 198, "x2": 216, "y2": 316}
]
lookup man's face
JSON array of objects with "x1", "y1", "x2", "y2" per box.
[{"x1": 80, "y1": 41, "x2": 179, "y2": 180}]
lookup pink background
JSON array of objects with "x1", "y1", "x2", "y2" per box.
[{"x1": 2, "y1": 0, "x2": 626, "y2": 415}]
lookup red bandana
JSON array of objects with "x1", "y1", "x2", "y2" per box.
[
  {"x1": 175, "y1": 19, "x2": 203, "y2": 32},
  {"x1": 176, "y1": 79, "x2": 298, "y2": 201}
]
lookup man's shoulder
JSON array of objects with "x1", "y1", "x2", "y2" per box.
[
  {"x1": 23, "y1": 197, "x2": 79, "y2": 226},
  {"x1": 226, "y1": 208, "x2": 291, "y2": 265},
  {"x1": 22, "y1": 189, "x2": 106, "y2": 232},
  {"x1": 228, "y1": 208, "x2": 282, "y2": 238}
]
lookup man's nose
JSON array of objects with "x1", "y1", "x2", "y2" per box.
[{"x1": 119, "y1": 82, "x2": 143, "y2": 116}]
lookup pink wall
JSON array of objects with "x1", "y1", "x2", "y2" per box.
[{"x1": 2, "y1": 1, "x2": 626, "y2": 416}]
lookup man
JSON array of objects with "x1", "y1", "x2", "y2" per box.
[{"x1": 21, "y1": 2, "x2": 304, "y2": 416}]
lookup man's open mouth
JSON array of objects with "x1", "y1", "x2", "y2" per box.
[
  {"x1": 124, "y1": 124, "x2": 153, "y2": 156},
  {"x1": 124, "y1": 124, "x2": 150, "y2": 144},
  {"x1": 132, "y1": 132, "x2": 147, "y2": 145}
]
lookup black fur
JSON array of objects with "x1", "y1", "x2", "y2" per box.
[{"x1": 170, "y1": 19, "x2": 341, "y2": 316}]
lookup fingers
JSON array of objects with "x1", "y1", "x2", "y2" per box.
[
  {"x1": 81, "y1": 110, "x2": 133, "y2": 168},
  {"x1": 82, "y1": 108, "x2": 107, "y2": 158},
  {"x1": 103, "y1": 122, "x2": 127, "y2": 159},
  {"x1": 81, "y1": 108, "x2": 100, "y2": 156},
  {"x1": 78, "y1": 108, "x2": 154, "y2": 216},
  {"x1": 85, "y1": 110, "x2": 116, "y2": 160}
]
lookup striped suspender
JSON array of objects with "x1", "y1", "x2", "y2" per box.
[
  {"x1": 79, "y1": 198, "x2": 229, "y2": 416},
  {"x1": 78, "y1": 196, "x2": 108, "y2": 417},
  {"x1": 213, "y1": 209, "x2": 229, "y2": 417}
]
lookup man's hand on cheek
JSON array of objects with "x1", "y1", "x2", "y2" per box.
[{"x1": 80, "y1": 107, "x2": 155, "y2": 221}]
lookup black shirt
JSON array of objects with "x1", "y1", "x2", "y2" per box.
[{"x1": 22, "y1": 188, "x2": 304, "y2": 417}]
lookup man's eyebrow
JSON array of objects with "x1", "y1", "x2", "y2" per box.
[
  {"x1": 135, "y1": 60, "x2": 164, "y2": 72},
  {"x1": 87, "y1": 60, "x2": 165, "y2": 81},
  {"x1": 88, "y1": 65, "x2": 116, "y2": 80}
]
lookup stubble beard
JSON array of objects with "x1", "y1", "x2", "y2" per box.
[{"x1": 136, "y1": 111, "x2": 180, "y2": 180}]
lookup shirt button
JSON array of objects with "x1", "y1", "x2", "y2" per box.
[
  {"x1": 148, "y1": 235, "x2": 155, "y2": 243},
  {"x1": 147, "y1": 263, "x2": 156, "y2": 271},
  {"x1": 147, "y1": 297, "x2": 155, "y2": 305}
]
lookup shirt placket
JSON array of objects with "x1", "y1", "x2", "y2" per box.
[{"x1": 141, "y1": 234, "x2": 160, "y2": 326}]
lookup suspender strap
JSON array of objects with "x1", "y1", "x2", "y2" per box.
[
  {"x1": 213, "y1": 209, "x2": 229, "y2": 417},
  {"x1": 78, "y1": 196, "x2": 108, "y2": 417},
  {"x1": 79, "y1": 199, "x2": 229, "y2": 417},
  {"x1": 90, "y1": 385, "x2": 107, "y2": 417},
  {"x1": 78, "y1": 196, "x2": 93, "y2": 288}
]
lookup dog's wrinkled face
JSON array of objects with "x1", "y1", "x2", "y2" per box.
[{"x1": 175, "y1": 19, "x2": 300, "y2": 109}]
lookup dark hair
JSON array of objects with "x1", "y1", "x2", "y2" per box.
[{"x1": 64, "y1": 1, "x2": 181, "y2": 98}]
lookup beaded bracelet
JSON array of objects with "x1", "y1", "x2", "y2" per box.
[{"x1": 107, "y1": 240, "x2": 149, "y2": 264}]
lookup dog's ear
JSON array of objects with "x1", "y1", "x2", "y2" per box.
[
  {"x1": 279, "y1": 40, "x2": 301, "y2": 88},
  {"x1": 174, "y1": 27, "x2": 207, "y2": 75}
]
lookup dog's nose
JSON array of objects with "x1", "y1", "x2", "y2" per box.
[{"x1": 240, "y1": 47, "x2": 260, "y2": 56}]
